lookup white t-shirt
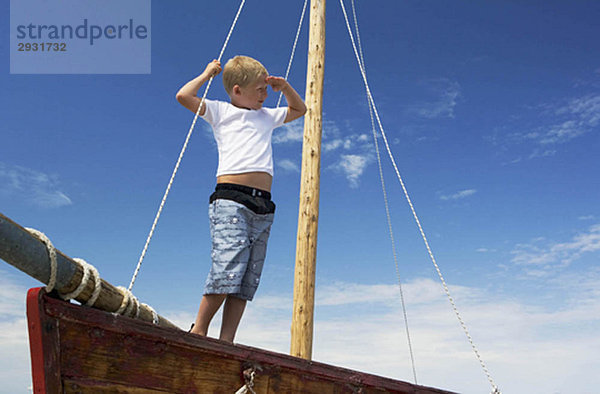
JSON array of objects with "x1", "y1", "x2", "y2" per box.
[{"x1": 201, "y1": 99, "x2": 288, "y2": 177}]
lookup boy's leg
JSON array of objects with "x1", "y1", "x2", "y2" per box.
[
  {"x1": 191, "y1": 294, "x2": 227, "y2": 336},
  {"x1": 219, "y1": 295, "x2": 247, "y2": 342}
]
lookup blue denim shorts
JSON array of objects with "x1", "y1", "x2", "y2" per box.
[{"x1": 204, "y1": 194, "x2": 275, "y2": 301}]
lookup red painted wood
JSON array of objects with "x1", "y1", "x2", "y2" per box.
[
  {"x1": 26, "y1": 287, "x2": 61, "y2": 394},
  {"x1": 27, "y1": 287, "x2": 457, "y2": 394}
]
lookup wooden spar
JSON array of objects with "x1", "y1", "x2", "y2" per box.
[
  {"x1": 0, "y1": 212, "x2": 178, "y2": 330},
  {"x1": 291, "y1": 0, "x2": 326, "y2": 360}
]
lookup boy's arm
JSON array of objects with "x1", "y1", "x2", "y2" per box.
[
  {"x1": 176, "y1": 60, "x2": 222, "y2": 115},
  {"x1": 266, "y1": 76, "x2": 307, "y2": 123}
]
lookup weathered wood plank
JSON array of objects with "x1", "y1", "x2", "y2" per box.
[
  {"x1": 59, "y1": 320, "x2": 245, "y2": 392},
  {"x1": 63, "y1": 378, "x2": 172, "y2": 393}
]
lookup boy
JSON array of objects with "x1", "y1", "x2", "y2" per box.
[{"x1": 176, "y1": 56, "x2": 306, "y2": 342}]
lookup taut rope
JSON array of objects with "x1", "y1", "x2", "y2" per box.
[
  {"x1": 338, "y1": 1, "x2": 500, "y2": 392},
  {"x1": 128, "y1": 0, "x2": 247, "y2": 292},
  {"x1": 276, "y1": 0, "x2": 308, "y2": 109},
  {"x1": 348, "y1": 0, "x2": 418, "y2": 384}
]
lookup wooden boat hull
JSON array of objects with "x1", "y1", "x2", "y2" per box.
[{"x1": 27, "y1": 287, "x2": 456, "y2": 394}]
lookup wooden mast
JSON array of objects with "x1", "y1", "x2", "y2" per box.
[{"x1": 291, "y1": 0, "x2": 326, "y2": 360}]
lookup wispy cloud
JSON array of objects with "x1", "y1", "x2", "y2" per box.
[
  {"x1": 541, "y1": 94, "x2": 600, "y2": 144},
  {"x1": 511, "y1": 224, "x2": 600, "y2": 273},
  {"x1": 0, "y1": 275, "x2": 28, "y2": 318},
  {"x1": 323, "y1": 133, "x2": 369, "y2": 153},
  {"x1": 0, "y1": 272, "x2": 34, "y2": 393},
  {"x1": 331, "y1": 154, "x2": 371, "y2": 188},
  {"x1": 528, "y1": 148, "x2": 557, "y2": 159},
  {"x1": 277, "y1": 159, "x2": 300, "y2": 173},
  {"x1": 239, "y1": 276, "x2": 600, "y2": 393},
  {"x1": 0, "y1": 163, "x2": 72, "y2": 208},
  {"x1": 407, "y1": 78, "x2": 461, "y2": 119},
  {"x1": 499, "y1": 91, "x2": 600, "y2": 160},
  {"x1": 273, "y1": 115, "x2": 377, "y2": 188},
  {"x1": 320, "y1": 119, "x2": 375, "y2": 187},
  {"x1": 273, "y1": 120, "x2": 304, "y2": 144},
  {"x1": 517, "y1": 93, "x2": 600, "y2": 146},
  {"x1": 439, "y1": 189, "x2": 477, "y2": 201}
]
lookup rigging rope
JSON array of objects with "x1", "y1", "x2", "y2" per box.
[
  {"x1": 338, "y1": 1, "x2": 500, "y2": 392},
  {"x1": 129, "y1": 0, "x2": 308, "y2": 291},
  {"x1": 277, "y1": 0, "x2": 308, "y2": 109},
  {"x1": 128, "y1": 0, "x2": 247, "y2": 292},
  {"x1": 348, "y1": 0, "x2": 418, "y2": 384}
]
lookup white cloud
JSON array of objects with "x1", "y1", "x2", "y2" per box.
[
  {"x1": 322, "y1": 118, "x2": 342, "y2": 141},
  {"x1": 0, "y1": 273, "x2": 34, "y2": 393},
  {"x1": 332, "y1": 154, "x2": 370, "y2": 188},
  {"x1": 277, "y1": 159, "x2": 300, "y2": 173},
  {"x1": 528, "y1": 148, "x2": 557, "y2": 159},
  {"x1": 408, "y1": 78, "x2": 461, "y2": 119},
  {"x1": 321, "y1": 120, "x2": 375, "y2": 187},
  {"x1": 0, "y1": 318, "x2": 31, "y2": 394},
  {"x1": 323, "y1": 133, "x2": 370, "y2": 153},
  {"x1": 273, "y1": 116, "x2": 376, "y2": 187},
  {"x1": 0, "y1": 280, "x2": 27, "y2": 318},
  {"x1": 511, "y1": 224, "x2": 600, "y2": 273},
  {"x1": 273, "y1": 120, "x2": 304, "y2": 144},
  {"x1": 439, "y1": 189, "x2": 477, "y2": 201},
  {"x1": 493, "y1": 82, "x2": 600, "y2": 162},
  {"x1": 505, "y1": 93, "x2": 600, "y2": 157},
  {"x1": 0, "y1": 163, "x2": 72, "y2": 208},
  {"x1": 317, "y1": 282, "x2": 399, "y2": 306},
  {"x1": 238, "y1": 276, "x2": 600, "y2": 393},
  {"x1": 323, "y1": 139, "x2": 345, "y2": 152}
]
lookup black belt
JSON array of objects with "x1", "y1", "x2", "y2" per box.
[
  {"x1": 210, "y1": 183, "x2": 275, "y2": 215},
  {"x1": 214, "y1": 183, "x2": 271, "y2": 200}
]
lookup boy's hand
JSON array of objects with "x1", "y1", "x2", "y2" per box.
[
  {"x1": 266, "y1": 76, "x2": 289, "y2": 92},
  {"x1": 176, "y1": 59, "x2": 222, "y2": 115},
  {"x1": 266, "y1": 76, "x2": 307, "y2": 123},
  {"x1": 204, "y1": 59, "x2": 222, "y2": 78}
]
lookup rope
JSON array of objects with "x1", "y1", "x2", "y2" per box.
[
  {"x1": 115, "y1": 287, "x2": 159, "y2": 323},
  {"x1": 26, "y1": 228, "x2": 58, "y2": 292},
  {"x1": 338, "y1": 1, "x2": 500, "y2": 393},
  {"x1": 61, "y1": 258, "x2": 100, "y2": 304},
  {"x1": 116, "y1": 286, "x2": 140, "y2": 317},
  {"x1": 235, "y1": 368, "x2": 257, "y2": 394},
  {"x1": 142, "y1": 302, "x2": 160, "y2": 325},
  {"x1": 80, "y1": 258, "x2": 102, "y2": 307},
  {"x1": 25, "y1": 227, "x2": 159, "y2": 324},
  {"x1": 276, "y1": 0, "x2": 308, "y2": 108},
  {"x1": 348, "y1": 0, "x2": 418, "y2": 384},
  {"x1": 26, "y1": 228, "x2": 100, "y2": 306},
  {"x1": 128, "y1": 0, "x2": 247, "y2": 292}
]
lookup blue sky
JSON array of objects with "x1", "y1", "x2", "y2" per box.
[{"x1": 1, "y1": 1, "x2": 600, "y2": 393}]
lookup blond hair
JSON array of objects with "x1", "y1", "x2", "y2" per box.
[{"x1": 222, "y1": 55, "x2": 268, "y2": 95}]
